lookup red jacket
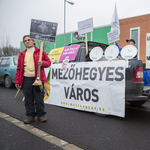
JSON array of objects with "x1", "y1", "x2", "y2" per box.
[{"x1": 15, "y1": 47, "x2": 51, "y2": 87}]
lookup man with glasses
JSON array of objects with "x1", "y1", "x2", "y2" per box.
[{"x1": 15, "y1": 35, "x2": 51, "y2": 124}]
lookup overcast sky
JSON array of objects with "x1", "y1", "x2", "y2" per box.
[{"x1": 0, "y1": 0, "x2": 150, "y2": 48}]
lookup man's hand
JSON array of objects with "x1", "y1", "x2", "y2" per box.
[
  {"x1": 15, "y1": 84, "x2": 21, "y2": 89},
  {"x1": 38, "y1": 60, "x2": 43, "y2": 66}
]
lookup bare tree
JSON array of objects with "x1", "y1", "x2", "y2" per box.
[
  {"x1": 0, "y1": 47, "x2": 2, "y2": 57},
  {"x1": 0, "y1": 36, "x2": 20, "y2": 56},
  {"x1": 1, "y1": 36, "x2": 10, "y2": 56}
]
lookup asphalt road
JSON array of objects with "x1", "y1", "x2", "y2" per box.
[{"x1": 1, "y1": 84, "x2": 150, "y2": 150}]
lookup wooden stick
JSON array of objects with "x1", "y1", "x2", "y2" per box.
[
  {"x1": 114, "y1": 22, "x2": 116, "y2": 45},
  {"x1": 14, "y1": 89, "x2": 20, "y2": 99},
  {"x1": 37, "y1": 40, "x2": 43, "y2": 80},
  {"x1": 85, "y1": 33, "x2": 88, "y2": 55},
  {"x1": 39, "y1": 41, "x2": 43, "y2": 61},
  {"x1": 32, "y1": 40, "x2": 43, "y2": 92},
  {"x1": 22, "y1": 96, "x2": 25, "y2": 101}
]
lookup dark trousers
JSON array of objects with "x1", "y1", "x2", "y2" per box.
[{"x1": 23, "y1": 77, "x2": 46, "y2": 117}]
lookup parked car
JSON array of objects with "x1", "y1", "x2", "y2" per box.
[
  {"x1": 67, "y1": 41, "x2": 149, "y2": 106},
  {"x1": 0, "y1": 56, "x2": 18, "y2": 88}
]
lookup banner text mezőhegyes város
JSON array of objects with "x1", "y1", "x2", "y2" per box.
[{"x1": 51, "y1": 64, "x2": 124, "y2": 103}]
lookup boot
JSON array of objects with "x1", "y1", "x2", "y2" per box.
[
  {"x1": 23, "y1": 116, "x2": 34, "y2": 124},
  {"x1": 38, "y1": 116, "x2": 47, "y2": 123}
]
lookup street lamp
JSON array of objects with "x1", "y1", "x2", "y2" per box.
[{"x1": 64, "y1": 0, "x2": 74, "y2": 46}]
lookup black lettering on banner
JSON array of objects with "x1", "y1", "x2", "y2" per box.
[
  {"x1": 147, "y1": 36, "x2": 150, "y2": 41},
  {"x1": 77, "y1": 88, "x2": 83, "y2": 101},
  {"x1": 64, "y1": 87, "x2": 70, "y2": 98},
  {"x1": 64, "y1": 86, "x2": 99, "y2": 103},
  {"x1": 90, "y1": 67, "x2": 97, "y2": 80},
  {"x1": 52, "y1": 68, "x2": 57, "y2": 79},
  {"x1": 68, "y1": 68, "x2": 75, "y2": 80},
  {"x1": 69, "y1": 87, "x2": 76, "y2": 99},
  {"x1": 115, "y1": 67, "x2": 124, "y2": 81},
  {"x1": 75, "y1": 68, "x2": 82, "y2": 80},
  {"x1": 98, "y1": 67, "x2": 106, "y2": 80},
  {"x1": 106, "y1": 67, "x2": 114, "y2": 81},
  {"x1": 147, "y1": 56, "x2": 150, "y2": 60},
  {"x1": 63, "y1": 68, "x2": 68, "y2": 80},
  {"x1": 92, "y1": 89, "x2": 99, "y2": 102},
  {"x1": 71, "y1": 64, "x2": 76, "y2": 67},
  {"x1": 84, "y1": 88, "x2": 91, "y2": 101},
  {"x1": 59, "y1": 68, "x2": 63, "y2": 79},
  {"x1": 83, "y1": 67, "x2": 90, "y2": 80}
]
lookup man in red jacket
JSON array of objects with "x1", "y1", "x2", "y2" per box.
[{"x1": 15, "y1": 35, "x2": 51, "y2": 124}]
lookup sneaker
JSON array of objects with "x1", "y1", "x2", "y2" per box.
[
  {"x1": 38, "y1": 116, "x2": 47, "y2": 123},
  {"x1": 23, "y1": 116, "x2": 34, "y2": 124}
]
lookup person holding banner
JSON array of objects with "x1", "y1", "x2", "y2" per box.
[
  {"x1": 15, "y1": 35, "x2": 51, "y2": 124},
  {"x1": 116, "y1": 39, "x2": 137, "y2": 57}
]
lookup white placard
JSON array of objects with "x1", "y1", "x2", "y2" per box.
[
  {"x1": 78, "y1": 18, "x2": 93, "y2": 35},
  {"x1": 121, "y1": 45, "x2": 137, "y2": 60},
  {"x1": 146, "y1": 33, "x2": 150, "y2": 69},
  {"x1": 90, "y1": 47, "x2": 103, "y2": 61},
  {"x1": 105, "y1": 45, "x2": 119, "y2": 60},
  {"x1": 107, "y1": 29, "x2": 119, "y2": 44},
  {"x1": 45, "y1": 61, "x2": 126, "y2": 118}
]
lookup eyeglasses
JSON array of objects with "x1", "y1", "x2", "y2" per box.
[
  {"x1": 24, "y1": 39, "x2": 31, "y2": 43},
  {"x1": 128, "y1": 41, "x2": 134, "y2": 45}
]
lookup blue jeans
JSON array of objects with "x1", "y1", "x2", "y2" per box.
[{"x1": 23, "y1": 77, "x2": 46, "y2": 117}]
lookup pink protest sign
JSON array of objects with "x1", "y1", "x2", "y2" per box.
[{"x1": 59, "y1": 45, "x2": 80, "y2": 62}]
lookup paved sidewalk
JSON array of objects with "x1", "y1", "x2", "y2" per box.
[{"x1": 0, "y1": 111, "x2": 83, "y2": 150}]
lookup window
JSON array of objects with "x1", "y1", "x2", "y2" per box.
[
  {"x1": 0, "y1": 58, "x2": 10, "y2": 66},
  {"x1": 13, "y1": 57, "x2": 18, "y2": 65},
  {"x1": 6, "y1": 58, "x2": 10, "y2": 66},
  {"x1": 132, "y1": 30, "x2": 138, "y2": 48},
  {"x1": 130, "y1": 27, "x2": 140, "y2": 59},
  {"x1": 0, "y1": 58, "x2": 2, "y2": 64}
]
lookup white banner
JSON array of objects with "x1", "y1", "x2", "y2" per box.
[
  {"x1": 146, "y1": 33, "x2": 150, "y2": 69},
  {"x1": 45, "y1": 61, "x2": 126, "y2": 117}
]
